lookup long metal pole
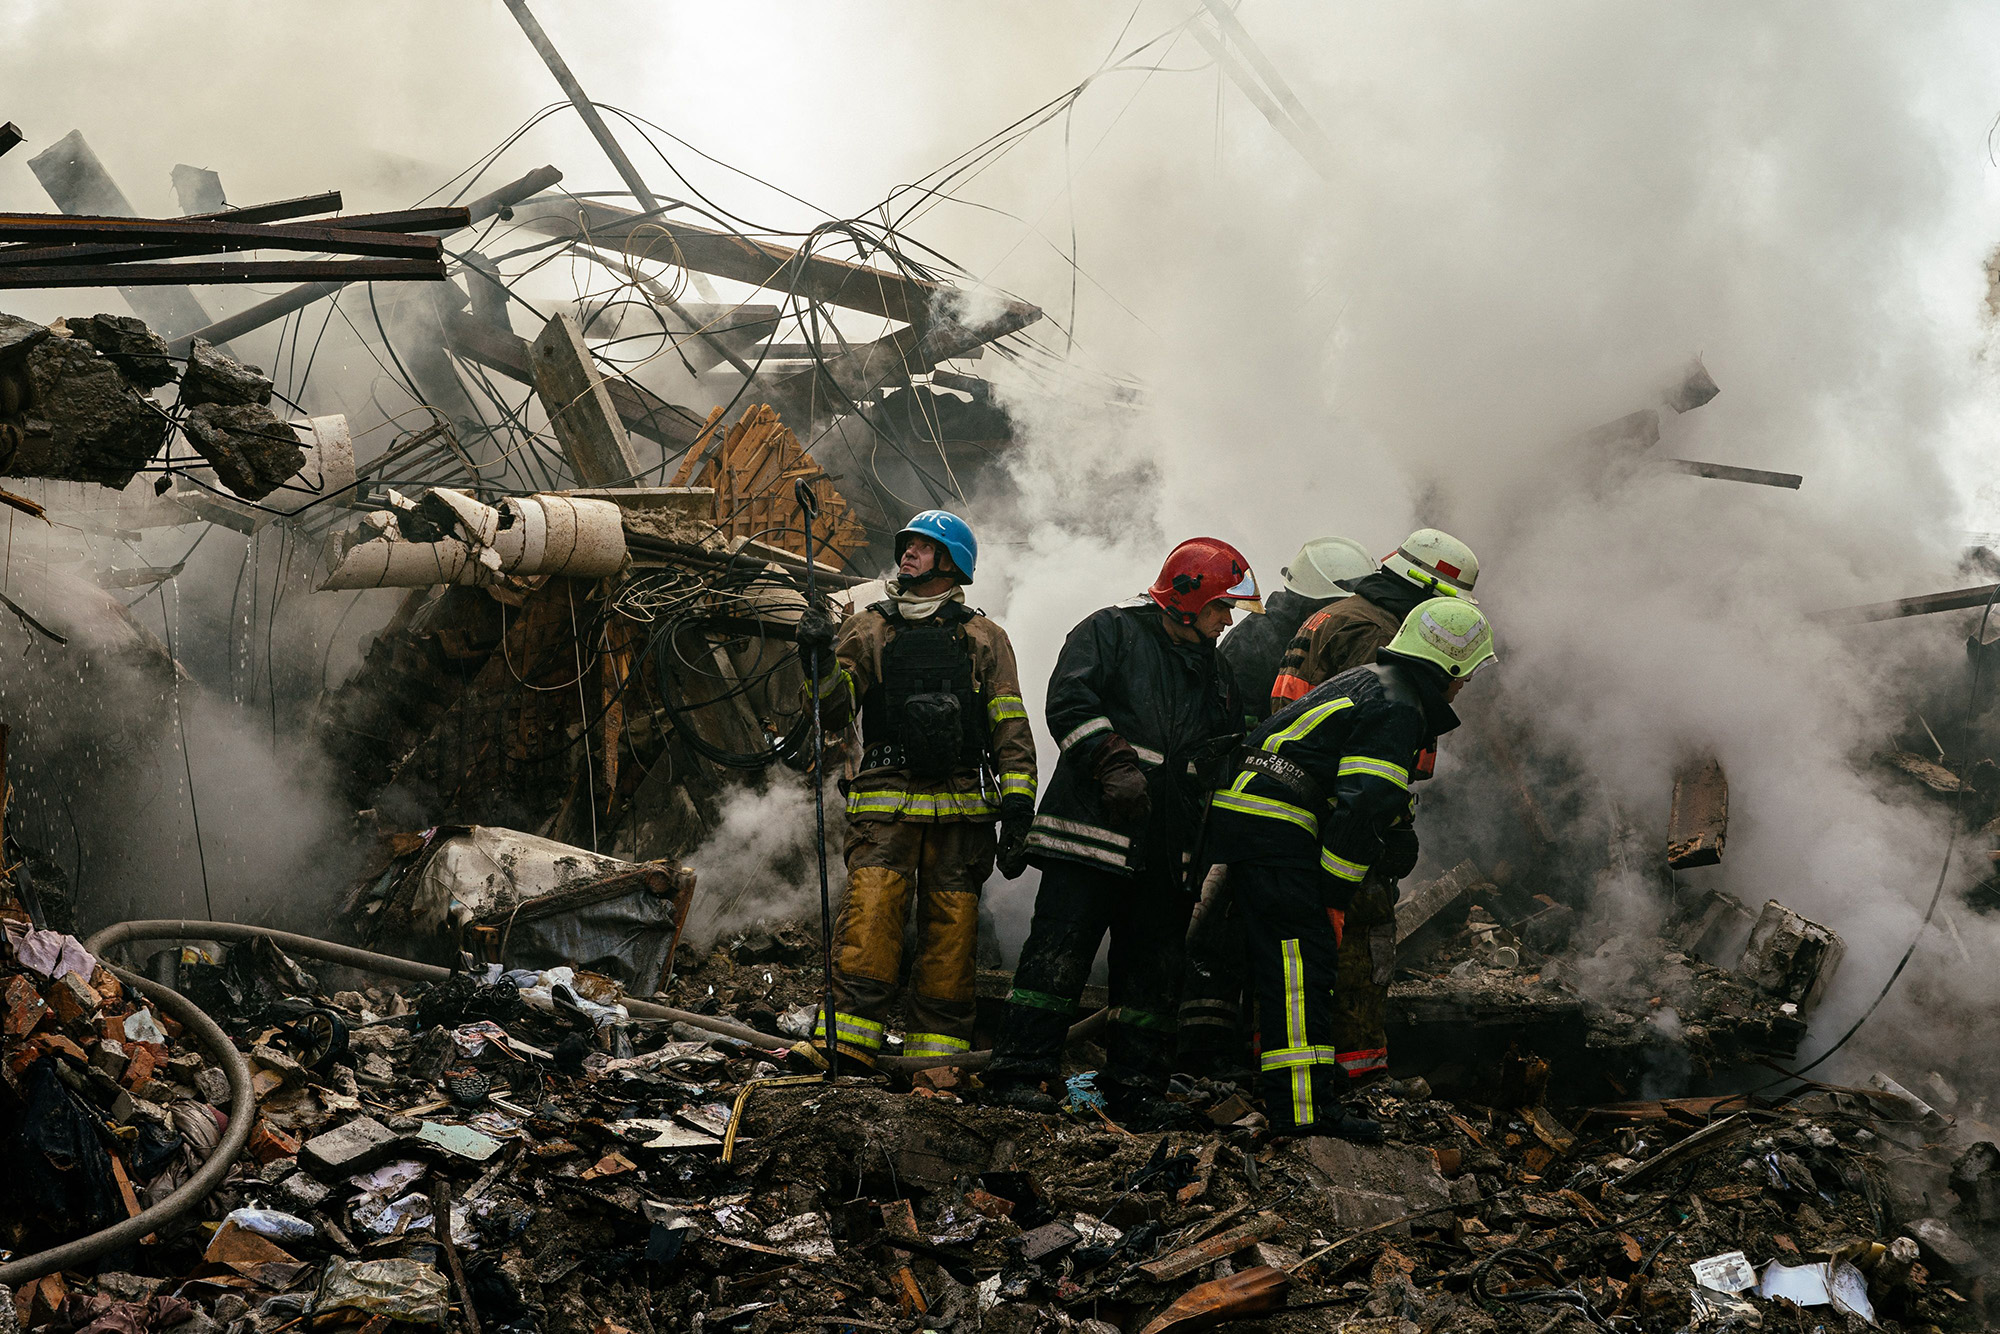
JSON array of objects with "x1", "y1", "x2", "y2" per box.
[
  {"x1": 499, "y1": 0, "x2": 661, "y2": 213},
  {"x1": 794, "y1": 478, "x2": 839, "y2": 1078}
]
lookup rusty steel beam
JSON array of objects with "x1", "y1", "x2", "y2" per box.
[{"x1": 0, "y1": 258, "x2": 446, "y2": 288}]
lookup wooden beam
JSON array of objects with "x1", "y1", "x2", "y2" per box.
[
  {"x1": 530, "y1": 312, "x2": 644, "y2": 486},
  {"x1": 1664, "y1": 459, "x2": 1802, "y2": 489},
  {"x1": 0, "y1": 207, "x2": 464, "y2": 269},
  {"x1": 442, "y1": 308, "x2": 708, "y2": 451},
  {"x1": 1666, "y1": 754, "x2": 1728, "y2": 869},
  {"x1": 1810, "y1": 582, "x2": 2000, "y2": 625},
  {"x1": 514, "y1": 193, "x2": 1012, "y2": 330}
]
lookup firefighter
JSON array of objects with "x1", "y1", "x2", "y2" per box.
[
  {"x1": 1210, "y1": 598, "x2": 1495, "y2": 1138},
  {"x1": 1270, "y1": 528, "x2": 1480, "y2": 711},
  {"x1": 792, "y1": 510, "x2": 1037, "y2": 1068},
  {"x1": 1180, "y1": 535, "x2": 1376, "y2": 1073},
  {"x1": 984, "y1": 538, "x2": 1257, "y2": 1124},
  {"x1": 1218, "y1": 535, "x2": 1375, "y2": 718},
  {"x1": 1266, "y1": 527, "x2": 1482, "y2": 1088}
]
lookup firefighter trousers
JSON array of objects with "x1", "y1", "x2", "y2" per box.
[
  {"x1": 1235, "y1": 860, "x2": 1349, "y2": 1132},
  {"x1": 815, "y1": 817, "x2": 994, "y2": 1065},
  {"x1": 1178, "y1": 868, "x2": 1252, "y2": 1072},
  {"x1": 1331, "y1": 875, "x2": 1397, "y2": 1084},
  {"x1": 987, "y1": 859, "x2": 1192, "y2": 1100}
]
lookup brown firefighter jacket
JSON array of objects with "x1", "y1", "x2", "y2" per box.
[
  {"x1": 1269, "y1": 577, "x2": 1412, "y2": 711},
  {"x1": 816, "y1": 599, "x2": 1037, "y2": 823}
]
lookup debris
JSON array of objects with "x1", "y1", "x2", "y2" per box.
[
  {"x1": 1668, "y1": 753, "x2": 1729, "y2": 868},
  {"x1": 317, "y1": 489, "x2": 628, "y2": 590},
  {"x1": 1137, "y1": 1265, "x2": 1290, "y2": 1334},
  {"x1": 1739, "y1": 899, "x2": 1844, "y2": 1008}
]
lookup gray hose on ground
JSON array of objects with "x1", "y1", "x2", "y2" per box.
[
  {"x1": 85, "y1": 921, "x2": 1110, "y2": 1075},
  {"x1": 0, "y1": 965, "x2": 255, "y2": 1287}
]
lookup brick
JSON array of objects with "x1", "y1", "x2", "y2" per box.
[
  {"x1": 48, "y1": 971, "x2": 100, "y2": 1028},
  {"x1": 4, "y1": 974, "x2": 47, "y2": 1036},
  {"x1": 247, "y1": 1122, "x2": 300, "y2": 1164}
]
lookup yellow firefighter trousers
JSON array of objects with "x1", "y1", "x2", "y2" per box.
[{"x1": 815, "y1": 818, "x2": 995, "y2": 1065}]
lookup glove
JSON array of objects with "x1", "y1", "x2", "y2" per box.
[
  {"x1": 997, "y1": 794, "x2": 1034, "y2": 879},
  {"x1": 1377, "y1": 825, "x2": 1420, "y2": 881},
  {"x1": 1092, "y1": 736, "x2": 1152, "y2": 829},
  {"x1": 794, "y1": 605, "x2": 838, "y2": 676}
]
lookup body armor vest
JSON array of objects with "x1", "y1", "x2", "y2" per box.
[{"x1": 860, "y1": 600, "x2": 989, "y2": 780}]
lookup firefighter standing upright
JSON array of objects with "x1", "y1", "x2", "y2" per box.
[
  {"x1": 1267, "y1": 527, "x2": 1484, "y2": 1087},
  {"x1": 793, "y1": 511, "x2": 1037, "y2": 1067},
  {"x1": 985, "y1": 538, "x2": 1256, "y2": 1125},
  {"x1": 1209, "y1": 598, "x2": 1496, "y2": 1137}
]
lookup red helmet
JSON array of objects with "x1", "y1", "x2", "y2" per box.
[{"x1": 1148, "y1": 537, "x2": 1261, "y2": 624}]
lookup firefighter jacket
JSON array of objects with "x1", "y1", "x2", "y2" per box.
[
  {"x1": 1207, "y1": 660, "x2": 1458, "y2": 891},
  {"x1": 1268, "y1": 570, "x2": 1425, "y2": 709},
  {"x1": 1025, "y1": 599, "x2": 1244, "y2": 877},
  {"x1": 816, "y1": 597, "x2": 1036, "y2": 823},
  {"x1": 1217, "y1": 588, "x2": 1334, "y2": 724}
]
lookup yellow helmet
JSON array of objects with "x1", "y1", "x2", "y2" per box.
[{"x1": 1383, "y1": 598, "x2": 1496, "y2": 679}]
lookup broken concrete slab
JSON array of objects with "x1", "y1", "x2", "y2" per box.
[
  {"x1": 14, "y1": 333, "x2": 172, "y2": 485},
  {"x1": 1738, "y1": 899, "x2": 1842, "y2": 1009},
  {"x1": 66, "y1": 313, "x2": 176, "y2": 389},
  {"x1": 1667, "y1": 753, "x2": 1728, "y2": 868},
  {"x1": 1292, "y1": 1137, "x2": 1451, "y2": 1234},
  {"x1": 1903, "y1": 1216, "x2": 1984, "y2": 1276},
  {"x1": 1394, "y1": 859, "x2": 1485, "y2": 946},
  {"x1": 300, "y1": 1115, "x2": 402, "y2": 1179},
  {"x1": 182, "y1": 402, "x2": 305, "y2": 501},
  {"x1": 179, "y1": 337, "x2": 273, "y2": 407}
]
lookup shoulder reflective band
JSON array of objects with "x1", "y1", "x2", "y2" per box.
[
  {"x1": 1337, "y1": 755, "x2": 1410, "y2": 789},
  {"x1": 1262, "y1": 697, "x2": 1353, "y2": 753},
  {"x1": 1061, "y1": 716, "x2": 1113, "y2": 751},
  {"x1": 1320, "y1": 848, "x2": 1368, "y2": 882},
  {"x1": 987, "y1": 694, "x2": 1028, "y2": 724}
]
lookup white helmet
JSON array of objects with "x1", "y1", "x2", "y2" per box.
[
  {"x1": 1282, "y1": 536, "x2": 1374, "y2": 601},
  {"x1": 1382, "y1": 528, "x2": 1479, "y2": 601}
]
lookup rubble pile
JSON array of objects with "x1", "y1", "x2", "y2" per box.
[
  {"x1": 0, "y1": 915, "x2": 1992, "y2": 1334},
  {"x1": 0, "y1": 927, "x2": 231, "y2": 1259}
]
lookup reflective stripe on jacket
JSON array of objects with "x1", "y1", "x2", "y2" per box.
[
  {"x1": 816, "y1": 604, "x2": 1036, "y2": 823},
  {"x1": 1209, "y1": 661, "x2": 1456, "y2": 884},
  {"x1": 1027, "y1": 599, "x2": 1244, "y2": 877}
]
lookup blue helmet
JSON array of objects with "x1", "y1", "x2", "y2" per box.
[{"x1": 896, "y1": 510, "x2": 978, "y2": 582}]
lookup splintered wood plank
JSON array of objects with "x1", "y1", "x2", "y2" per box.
[{"x1": 1667, "y1": 754, "x2": 1728, "y2": 869}]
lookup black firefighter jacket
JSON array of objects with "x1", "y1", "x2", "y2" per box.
[
  {"x1": 1025, "y1": 599, "x2": 1245, "y2": 880},
  {"x1": 1207, "y1": 659, "x2": 1459, "y2": 893},
  {"x1": 1217, "y1": 587, "x2": 1335, "y2": 724}
]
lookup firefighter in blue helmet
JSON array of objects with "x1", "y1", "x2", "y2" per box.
[{"x1": 792, "y1": 511, "x2": 1037, "y2": 1068}]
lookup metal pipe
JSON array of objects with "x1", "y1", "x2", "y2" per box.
[
  {"x1": 0, "y1": 966, "x2": 254, "y2": 1286},
  {"x1": 84, "y1": 920, "x2": 1111, "y2": 1074},
  {"x1": 85, "y1": 920, "x2": 781, "y2": 1047}
]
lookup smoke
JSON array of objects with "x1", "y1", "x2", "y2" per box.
[
  {"x1": 2, "y1": 3, "x2": 1999, "y2": 1099},
  {"x1": 677, "y1": 778, "x2": 844, "y2": 951}
]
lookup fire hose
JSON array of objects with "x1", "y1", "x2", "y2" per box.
[
  {"x1": 3, "y1": 920, "x2": 1100, "y2": 1284},
  {"x1": 0, "y1": 962, "x2": 254, "y2": 1288},
  {"x1": 83, "y1": 922, "x2": 1107, "y2": 1070}
]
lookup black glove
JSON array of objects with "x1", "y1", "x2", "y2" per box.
[
  {"x1": 1092, "y1": 736, "x2": 1152, "y2": 829},
  {"x1": 794, "y1": 605, "x2": 838, "y2": 676},
  {"x1": 1377, "y1": 825, "x2": 1420, "y2": 881},
  {"x1": 997, "y1": 794, "x2": 1034, "y2": 879}
]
